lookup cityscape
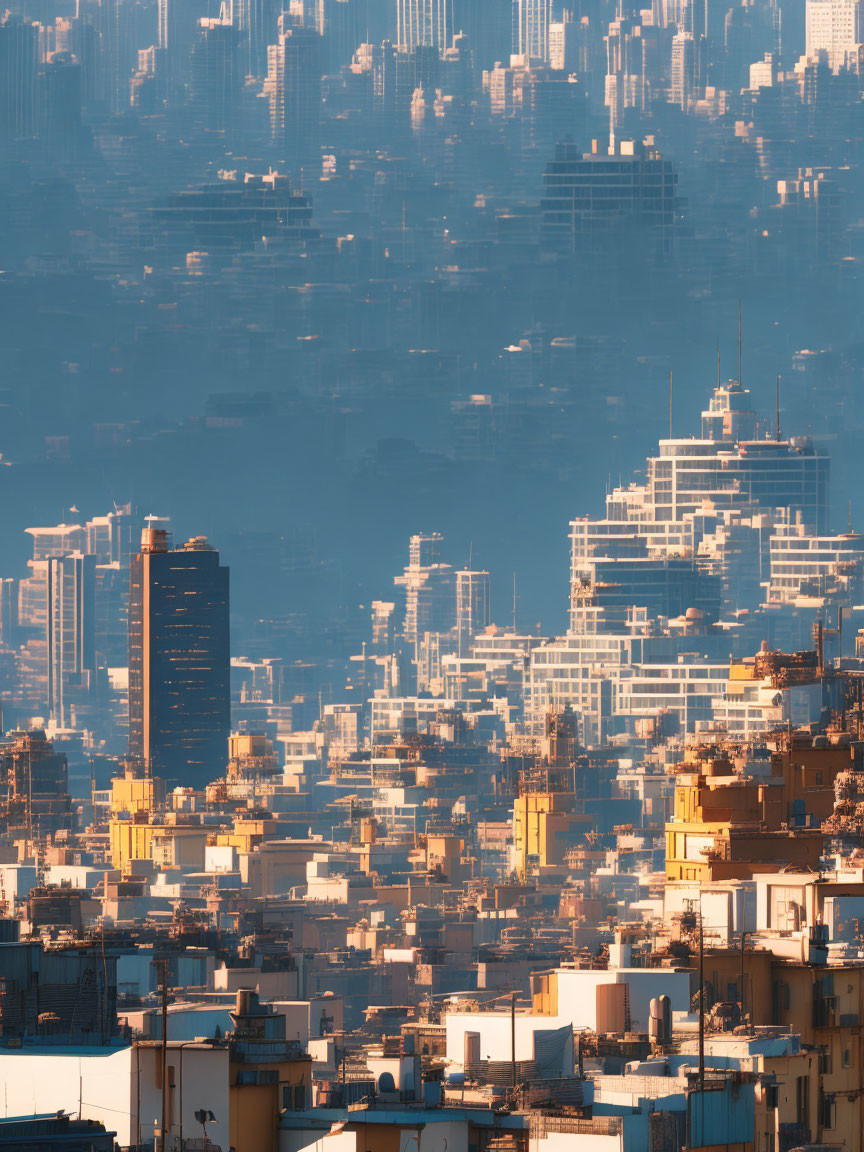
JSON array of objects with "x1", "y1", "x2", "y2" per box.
[{"x1": 4, "y1": 0, "x2": 864, "y2": 1150}]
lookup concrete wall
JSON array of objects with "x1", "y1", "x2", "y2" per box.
[
  {"x1": 444, "y1": 1011, "x2": 573, "y2": 1074},
  {"x1": 0, "y1": 1046, "x2": 134, "y2": 1146},
  {"x1": 137, "y1": 1042, "x2": 230, "y2": 1149},
  {"x1": 287, "y1": 1129, "x2": 357, "y2": 1152},
  {"x1": 117, "y1": 950, "x2": 156, "y2": 997},
  {"x1": 531, "y1": 1131, "x2": 622, "y2": 1152},
  {"x1": 551, "y1": 969, "x2": 692, "y2": 1033}
]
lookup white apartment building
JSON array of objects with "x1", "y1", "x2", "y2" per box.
[
  {"x1": 527, "y1": 382, "x2": 837, "y2": 743},
  {"x1": 805, "y1": 0, "x2": 864, "y2": 71}
]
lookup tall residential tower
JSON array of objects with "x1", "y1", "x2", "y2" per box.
[{"x1": 128, "y1": 529, "x2": 230, "y2": 788}]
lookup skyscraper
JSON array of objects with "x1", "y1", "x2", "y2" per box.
[
  {"x1": 325, "y1": 0, "x2": 367, "y2": 72},
  {"x1": 189, "y1": 17, "x2": 240, "y2": 130},
  {"x1": 455, "y1": 569, "x2": 490, "y2": 655},
  {"x1": 266, "y1": 20, "x2": 321, "y2": 161},
  {"x1": 805, "y1": 0, "x2": 864, "y2": 70},
  {"x1": 0, "y1": 730, "x2": 72, "y2": 838},
  {"x1": 396, "y1": 0, "x2": 453, "y2": 50},
  {"x1": 128, "y1": 529, "x2": 230, "y2": 789},
  {"x1": 670, "y1": 30, "x2": 695, "y2": 108},
  {"x1": 512, "y1": 0, "x2": 550, "y2": 61},
  {"x1": 395, "y1": 532, "x2": 455, "y2": 651},
  {"x1": 235, "y1": 0, "x2": 281, "y2": 78},
  {"x1": 19, "y1": 525, "x2": 94, "y2": 727},
  {"x1": 46, "y1": 553, "x2": 96, "y2": 731},
  {"x1": 549, "y1": 17, "x2": 580, "y2": 71},
  {"x1": 38, "y1": 53, "x2": 82, "y2": 151},
  {"x1": 0, "y1": 16, "x2": 38, "y2": 139}
]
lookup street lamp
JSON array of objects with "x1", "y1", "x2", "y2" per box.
[{"x1": 194, "y1": 1109, "x2": 217, "y2": 1148}]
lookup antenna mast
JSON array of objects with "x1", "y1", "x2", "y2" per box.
[
  {"x1": 776, "y1": 374, "x2": 781, "y2": 442},
  {"x1": 737, "y1": 300, "x2": 742, "y2": 387},
  {"x1": 669, "y1": 371, "x2": 673, "y2": 440}
]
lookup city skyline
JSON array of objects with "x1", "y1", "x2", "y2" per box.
[{"x1": 3, "y1": 0, "x2": 864, "y2": 1148}]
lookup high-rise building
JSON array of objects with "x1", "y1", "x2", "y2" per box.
[
  {"x1": 0, "y1": 730, "x2": 72, "y2": 837},
  {"x1": 38, "y1": 52, "x2": 82, "y2": 149},
  {"x1": 189, "y1": 17, "x2": 240, "y2": 129},
  {"x1": 670, "y1": 30, "x2": 695, "y2": 108},
  {"x1": 395, "y1": 532, "x2": 455, "y2": 651},
  {"x1": 512, "y1": 0, "x2": 550, "y2": 61},
  {"x1": 455, "y1": 569, "x2": 490, "y2": 655},
  {"x1": 549, "y1": 17, "x2": 580, "y2": 70},
  {"x1": 98, "y1": 0, "x2": 135, "y2": 114},
  {"x1": 452, "y1": 0, "x2": 510, "y2": 71},
  {"x1": 541, "y1": 138, "x2": 678, "y2": 252},
  {"x1": 128, "y1": 529, "x2": 230, "y2": 788},
  {"x1": 0, "y1": 580, "x2": 18, "y2": 649},
  {"x1": 86, "y1": 505, "x2": 149, "y2": 568},
  {"x1": 54, "y1": 17, "x2": 100, "y2": 109},
  {"x1": 158, "y1": 0, "x2": 170, "y2": 50},
  {"x1": 235, "y1": 0, "x2": 281, "y2": 77},
  {"x1": 46, "y1": 553, "x2": 96, "y2": 731},
  {"x1": 266, "y1": 20, "x2": 321, "y2": 160},
  {"x1": 526, "y1": 381, "x2": 835, "y2": 742},
  {"x1": 0, "y1": 16, "x2": 38, "y2": 139},
  {"x1": 325, "y1": 0, "x2": 367, "y2": 71},
  {"x1": 396, "y1": 0, "x2": 453, "y2": 50},
  {"x1": 18, "y1": 525, "x2": 90, "y2": 725},
  {"x1": 805, "y1": 0, "x2": 864, "y2": 69},
  {"x1": 603, "y1": 13, "x2": 649, "y2": 131}
]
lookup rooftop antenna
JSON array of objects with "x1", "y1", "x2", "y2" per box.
[
  {"x1": 512, "y1": 571, "x2": 517, "y2": 632},
  {"x1": 776, "y1": 373, "x2": 781, "y2": 442},
  {"x1": 668, "y1": 370, "x2": 673, "y2": 440},
  {"x1": 737, "y1": 299, "x2": 742, "y2": 387},
  {"x1": 716, "y1": 342, "x2": 720, "y2": 389},
  {"x1": 849, "y1": 499, "x2": 853, "y2": 533}
]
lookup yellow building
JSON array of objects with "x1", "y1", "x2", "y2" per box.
[
  {"x1": 227, "y1": 733, "x2": 277, "y2": 779},
  {"x1": 109, "y1": 812, "x2": 211, "y2": 870},
  {"x1": 109, "y1": 811, "x2": 156, "y2": 870},
  {"x1": 665, "y1": 754, "x2": 823, "y2": 882},
  {"x1": 110, "y1": 770, "x2": 165, "y2": 815},
  {"x1": 513, "y1": 790, "x2": 592, "y2": 877},
  {"x1": 212, "y1": 817, "x2": 278, "y2": 854}
]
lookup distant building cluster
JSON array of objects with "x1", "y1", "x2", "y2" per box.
[{"x1": 0, "y1": 376, "x2": 860, "y2": 1152}]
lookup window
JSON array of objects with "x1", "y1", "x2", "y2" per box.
[
  {"x1": 820, "y1": 1092, "x2": 835, "y2": 1130},
  {"x1": 282, "y1": 1084, "x2": 306, "y2": 1110},
  {"x1": 843, "y1": 1049, "x2": 852, "y2": 1069},
  {"x1": 797, "y1": 1076, "x2": 810, "y2": 1132}
]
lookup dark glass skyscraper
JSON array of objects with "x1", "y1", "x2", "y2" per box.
[{"x1": 128, "y1": 529, "x2": 230, "y2": 789}]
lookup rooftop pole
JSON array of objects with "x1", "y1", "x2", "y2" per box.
[{"x1": 738, "y1": 300, "x2": 742, "y2": 386}]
